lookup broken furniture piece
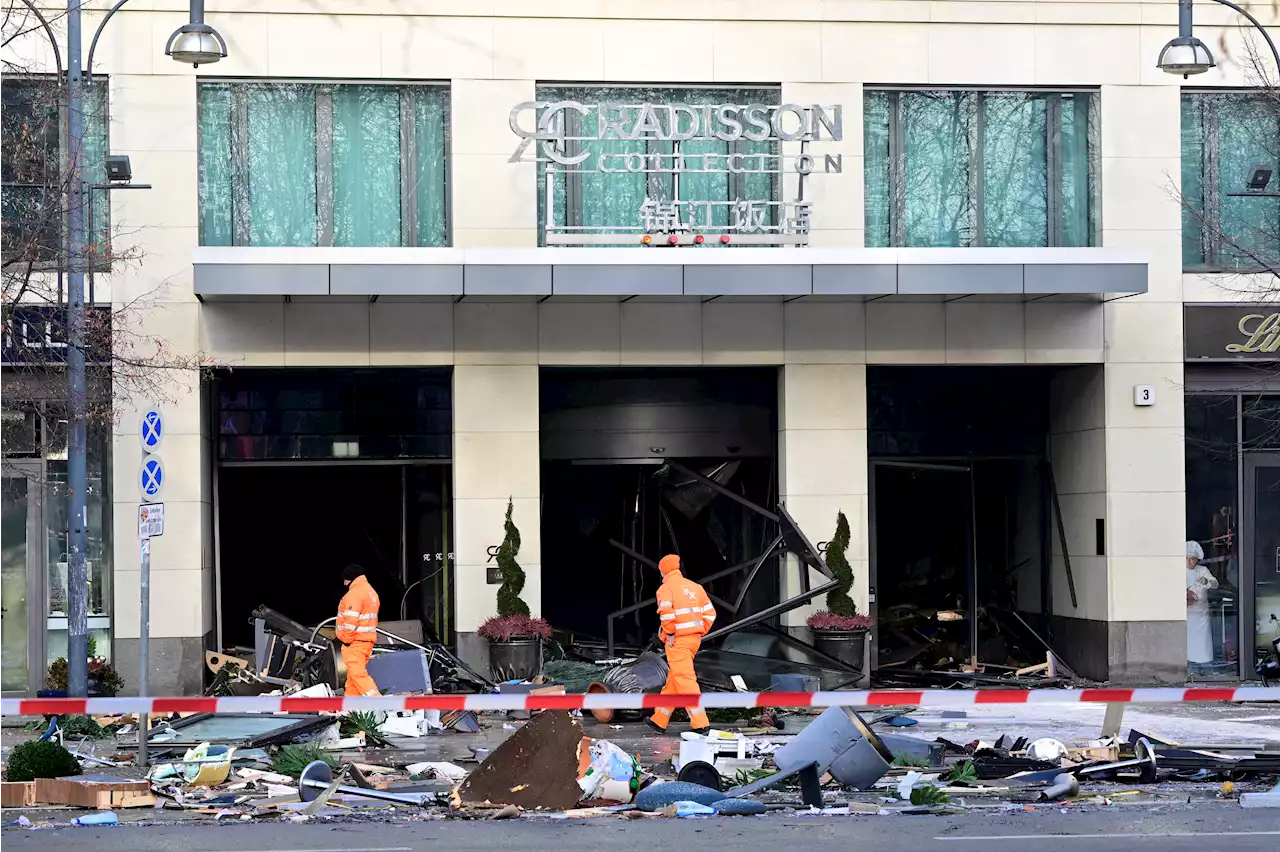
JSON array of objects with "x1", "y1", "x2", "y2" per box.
[
  {"x1": 247, "y1": 604, "x2": 492, "y2": 696},
  {"x1": 722, "y1": 760, "x2": 824, "y2": 809},
  {"x1": 774, "y1": 706, "x2": 895, "y2": 789},
  {"x1": 298, "y1": 761, "x2": 437, "y2": 806}
]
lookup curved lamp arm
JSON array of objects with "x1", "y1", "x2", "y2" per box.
[
  {"x1": 10, "y1": 0, "x2": 64, "y2": 77},
  {"x1": 1203, "y1": 0, "x2": 1280, "y2": 76},
  {"x1": 86, "y1": 0, "x2": 135, "y2": 83}
]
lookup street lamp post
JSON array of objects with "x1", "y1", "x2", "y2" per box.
[
  {"x1": 16, "y1": 0, "x2": 225, "y2": 696},
  {"x1": 1157, "y1": 0, "x2": 1280, "y2": 78}
]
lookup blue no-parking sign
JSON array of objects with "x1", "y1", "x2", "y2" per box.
[
  {"x1": 140, "y1": 456, "x2": 164, "y2": 499},
  {"x1": 141, "y1": 409, "x2": 163, "y2": 453}
]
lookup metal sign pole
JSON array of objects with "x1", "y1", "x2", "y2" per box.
[
  {"x1": 138, "y1": 535, "x2": 150, "y2": 768},
  {"x1": 136, "y1": 407, "x2": 163, "y2": 770}
]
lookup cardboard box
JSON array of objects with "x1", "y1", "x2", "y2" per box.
[
  {"x1": 35, "y1": 776, "x2": 154, "y2": 809},
  {"x1": 1, "y1": 781, "x2": 36, "y2": 808}
]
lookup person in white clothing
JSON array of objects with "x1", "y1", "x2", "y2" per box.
[{"x1": 1186, "y1": 540, "x2": 1218, "y2": 667}]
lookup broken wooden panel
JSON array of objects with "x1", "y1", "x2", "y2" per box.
[
  {"x1": 453, "y1": 710, "x2": 586, "y2": 811},
  {"x1": 35, "y1": 776, "x2": 154, "y2": 808}
]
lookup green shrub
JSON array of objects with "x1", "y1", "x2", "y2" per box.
[
  {"x1": 495, "y1": 498, "x2": 530, "y2": 617},
  {"x1": 271, "y1": 743, "x2": 337, "y2": 777},
  {"x1": 4, "y1": 739, "x2": 82, "y2": 782}
]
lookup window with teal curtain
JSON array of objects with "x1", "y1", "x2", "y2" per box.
[
  {"x1": 864, "y1": 92, "x2": 892, "y2": 248},
  {"x1": 1060, "y1": 93, "x2": 1095, "y2": 249},
  {"x1": 197, "y1": 82, "x2": 449, "y2": 247},
  {"x1": 983, "y1": 93, "x2": 1046, "y2": 247},
  {"x1": 1180, "y1": 95, "x2": 1207, "y2": 267},
  {"x1": 333, "y1": 86, "x2": 400, "y2": 247},
  {"x1": 81, "y1": 81, "x2": 110, "y2": 261},
  {"x1": 246, "y1": 85, "x2": 317, "y2": 246},
  {"x1": 535, "y1": 86, "x2": 779, "y2": 246},
  {"x1": 413, "y1": 87, "x2": 449, "y2": 248},
  {"x1": 902, "y1": 92, "x2": 975, "y2": 247},
  {"x1": 865, "y1": 89, "x2": 1098, "y2": 248},
  {"x1": 198, "y1": 84, "x2": 233, "y2": 247},
  {"x1": 1182, "y1": 92, "x2": 1280, "y2": 271}
]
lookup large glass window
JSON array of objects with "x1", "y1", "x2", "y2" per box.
[
  {"x1": 1, "y1": 76, "x2": 110, "y2": 266},
  {"x1": 197, "y1": 81, "x2": 449, "y2": 247},
  {"x1": 1181, "y1": 92, "x2": 1279, "y2": 271},
  {"x1": 216, "y1": 368, "x2": 452, "y2": 462},
  {"x1": 864, "y1": 89, "x2": 1098, "y2": 248},
  {"x1": 1185, "y1": 395, "x2": 1239, "y2": 677},
  {"x1": 535, "y1": 86, "x2": 779, "y2": 246},
  {"x1": 42, "y1": 420, "x2": 113, "y2": 665}
]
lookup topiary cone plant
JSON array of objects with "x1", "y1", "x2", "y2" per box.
[
  {"x1": 807, "y1": 511, "x2": 871, "y2": 671},
  {"x1": 496, "y1": 498, "x2": 529, "y2": 617},
  {"x1": 482, "y1": 499, "x2": 548, "y2": 681},
  {"x1": 825, "y1": 510, "x2": 856, "y2": 617}
]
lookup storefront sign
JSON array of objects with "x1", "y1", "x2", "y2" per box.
[
  {"x1": 1, "y1": 305, "x2": 112, "y2": 366},
  {"x1": 509, "y1": 100, "x2": 843, "y2": 244},
  {"x1": 1185, "y1": 306, "x2": 1280, "y2": 360}
]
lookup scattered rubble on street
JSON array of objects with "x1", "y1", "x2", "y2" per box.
[{"x1": 3, "y1": 602, "x2": 1278, "y2": 828}]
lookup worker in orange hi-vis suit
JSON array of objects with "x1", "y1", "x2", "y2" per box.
[
  {"x1": 336, "y1": 564, "x2": 381, "y2": 697},
  {"x1": 647, "y1": 554, "x2": 716, "y2": 734}
]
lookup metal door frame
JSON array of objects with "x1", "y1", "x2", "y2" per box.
[
  {"x1": 1242, "y1": 452, "x2": 1280, "y2": 671},
  {"x1": 2, "y1": 459, "x2": 47, "y2": 696},
  {"x1": 869, "y1": 460, "x2": 977, "y2": 667}
]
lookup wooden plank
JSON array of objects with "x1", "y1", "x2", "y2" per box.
[{"x1": 1, "y1": 781, "x2": 36, "y2": 808}]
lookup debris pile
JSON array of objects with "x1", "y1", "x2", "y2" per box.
[{"x1": 4, "y1": 603, "x2": 1276, "y2": 827}]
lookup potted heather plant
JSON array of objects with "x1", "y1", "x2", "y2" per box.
[
  {"x1": 479, "y1": 499, "x2": 551, "y2": 680},
  {"x1": 806, "y1": 511, "x2": 872, "y2": 670}
]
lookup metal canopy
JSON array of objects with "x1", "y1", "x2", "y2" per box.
[{"x1": 192, "y1": 247, "x2": 1148, "y2": 300}]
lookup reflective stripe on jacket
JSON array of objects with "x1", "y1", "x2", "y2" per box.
[
  {"x1": 336, "y1": 575, "x2": 379, "y2": 645},
  {"x1": 656, "y1": 569, "x2": 715, "y2": 639}
]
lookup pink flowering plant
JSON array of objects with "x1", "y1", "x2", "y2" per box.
[
  {"x1": 806, "y1": 610, "x2": 873, "y2": 632},
  {"x1": 478, "y1": 614, "x2": 553, "y2": 642}
]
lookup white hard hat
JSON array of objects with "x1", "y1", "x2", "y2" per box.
[{"x1": 1186, "y1": 541, "x2": 1205, "y2": 561}]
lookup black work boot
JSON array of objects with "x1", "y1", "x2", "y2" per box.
[{"x1": 644, "y1": 717, "x2": 668, "y2": 734}]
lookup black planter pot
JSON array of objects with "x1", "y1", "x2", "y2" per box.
[
  {"x1": 812, "y1": 628, "x2": 867, "y2": 672},
  {"x1": 488, "y1": 639, "x2": 542, "y2": 681}
]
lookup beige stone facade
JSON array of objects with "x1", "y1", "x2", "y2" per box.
[{"x1": 6, "y1": 1, "x2": 1278, "y2": 692}]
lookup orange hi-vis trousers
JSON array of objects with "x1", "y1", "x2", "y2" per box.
[
  {"x1": 650, "y1": 634, "x2": 708, "y2": 730},
  {"x1": 342, "y1": 640, "x2": 381, "y2": 697}
]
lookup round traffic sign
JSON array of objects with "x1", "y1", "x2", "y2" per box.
[
  {"x1": 141, "y1": 409, "x2": 163, "y2": 453},
  {"x1": 140, "y1": 457, "x2": 164, "y2": 499}
]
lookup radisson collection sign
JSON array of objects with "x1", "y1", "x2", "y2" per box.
[{"x1": 508, "y1": 100, "x2": 844, "y2": 244}]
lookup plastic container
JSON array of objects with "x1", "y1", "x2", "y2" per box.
[{"x1": 72, "y1": 812, "x2": 118, "y2": 826}]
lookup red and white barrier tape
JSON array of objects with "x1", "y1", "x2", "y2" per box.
[{"x1": 2, "y1": 687, "x2": 1275, "y2": 716}]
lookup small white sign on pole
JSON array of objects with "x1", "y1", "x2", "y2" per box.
[{"x1": 138, "y1": 502, "x2": 164, "y2": 539}]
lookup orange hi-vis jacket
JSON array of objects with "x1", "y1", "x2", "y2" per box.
[
  {"x1": 336, "y1": 575, "x2": 380, "y2": 645},
  {"x1": 656, "y1": 559, "x2": 716, "y2": 641}
]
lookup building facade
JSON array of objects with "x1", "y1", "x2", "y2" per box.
[{"x1": 3, "y1": 1, "x2": 1278, "y2": 695}]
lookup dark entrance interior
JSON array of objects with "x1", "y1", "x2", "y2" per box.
[
  {"x1": 869, "y1": 367, "x2": 1053, "y2": 675},
  {"x1": 213, "y1": 368, "x2": 453, "y2": 651},
  {"x1": 539, "y1": 368, "x2": 779, "y2": 648},
  {"x1": 218, "y1": 466, "x2": 402, "y2": 647}
]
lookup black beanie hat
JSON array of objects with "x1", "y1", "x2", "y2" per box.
[{"x1": 342, "y1": 563, "x2": 365, "y2": 582}]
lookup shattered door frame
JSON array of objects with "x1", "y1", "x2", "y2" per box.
[
  {"x1": 869, "y1": 455, "x2": 1054, "y2": 671},
  {"x1": 603, "y1": 459, "x2": 848, "y2": 670}
]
